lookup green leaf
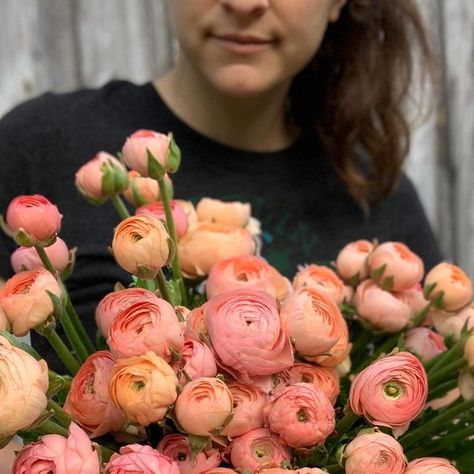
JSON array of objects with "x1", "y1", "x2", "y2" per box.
[
  {"x1": 188, "y1": 434, "x2": 211, "y2": 463},
  {"x1": 166, "y1": 133, "x2": 181, "y2": 174},
  {"x1": 423, "y1": 282, "x2": 437, "y2": 299},
  {"x1": 369, "y1": 263, "x2": 386, "y2": 283}
]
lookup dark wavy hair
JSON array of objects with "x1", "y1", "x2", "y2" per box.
[{"x1": 289, "y1": 0, "x2": 434, "y2": 206}]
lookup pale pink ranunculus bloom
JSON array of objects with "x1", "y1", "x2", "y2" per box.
[
  {"x1": 263, "y1": 383, "x2": 335, "y2": 447},
  {"x1": 175, "y1": 377, "x2": 233, "y2": 436},
  {"x1": 0, "y1": 267, "x2": 62, "y2": 336},
  {"x1": 229, "y1": 427, "x2": 290, "y2": 472},
  {"x1": 172, "y1": 338, "x2": 217, "y2": 384},
  {"x1": 293, "y1": 264, "x2": 346, "y2": 305},
  {"x1": 196, "y1": 197, "x2": 251, "y2": 227},
  {"x1": 404, "y1": 327, "x2": 446, "y2": 362},
  {"x1": 0, "y1": 336, "x2": 48, "y2": 438},
  {"x1": 105, "y1": 444, "x2": 180, "y2": 474},
  {"x1": 157, "y1": 433, "x2": 221, "y2": 474},
  {"x1": 425, "y1": 262, "x2": 473, "y2": 311},
  {"x1": 109, "y1": 351, "x2": 178, "y2": 426},
  {"x1": 350, "y1": 351, "x2": 428, "y2": 434},
  {"x1": 431, "y1": 304, "x2": 474, "y2": 341},
  {"x1": 343, "y1": 431, "x2": 406, "y2": 474},
  {"x1": 353, "y1": 280, "x2": 412, "y2": 333},
  {"x1": 107, "y1": 299, "x2": 184, "y2": 361},
  {"x1": 425, "y1": 387, "x2": 460, "y2": 410},
  {"x1": 175, "y1": 199, "x2": 198, "y2": 226},
  {"x1": 112, "y1": 214, "x2": 171, "y2": 279},
  {"x1": 6, "y1": 194, "x2": 62, "y2": 246},
  {"x1": 404, "y1": 457, "x2": 460, "y2": 473},
  {"x1": 336, "y1": 239, "x2": 373, "y2": 282},
  {"x1": 64, "y1": 351, "x2": 126, "y2": 438},
  {"x1": 123, "y1": 170, "x2": 173, "y2": 206},
  {"x1": 203, "y1": 289, "x2": 293, "y2": 382},
  {"x1": 184, "y1": 305, "x2": 206, "y2": 340},
  {"x1": 464, "y1": 334, "x2": 474, "y2": 369},
  {"x1": 222, "y1": 382, "x2": 268, "y2": 439},
  {"x1": 136, "y1": 200, "x2": 189, "y2": 238},
  {"x1": 206, "y1": 255, "x2": 292, "y2": 302},
  {"x1": 395, "y1": 284, "x2": 430, "y2": 323},
  {"x1": 459, "y1": 367, "x2": 474, "y2": 400}
]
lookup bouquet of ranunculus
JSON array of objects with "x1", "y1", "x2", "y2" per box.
[{"x1": 0, "y1": 129, "x2": 472, "y2": 474}]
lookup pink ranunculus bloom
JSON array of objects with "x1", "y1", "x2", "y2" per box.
[
  {"x1": 404, "y1": 457, "x2": 460, "y2": 473},
  {"x1": 157, "y1": 434, "x2": 221, "y2": 474},
  {"x1": 222, "y1": 382, "x2": 268, "y2": 439},
  {"x1": 353, "y1": 280, "x2": 412, "y2": 333},
  {"x1": 196, "y1": 197, "x2": 251, "y2": 227},
  {"x1": 136, "y1": 200, "x2": 189, "y2": 238},
  {"x1": 263, "y1": 383, "x2": 335, "y2": 447},
  {"x1": 294, "y1": 469, "x2": 328, "y2": 474},
  {"x1": 0, "y1": 305, "x2": 9, "y2": 331},
  {"x1": 107, "y1": 299, "x2": 184, "y2": 361},
  {"x1": 350, "y1": 351, "x2": 428, "y2": 435},
  {"x1": 335, "y1": 239, "x2": 374, "y2": 282},
  {"x1": 105, "y1": 444, "x2": 180, "y2": 474},
  {"x1": 204, "y1": 469, "x2": 237, "y2": 474},
  {"x1": 175, "y1": 199, "x2": 198, "y2": 226},
  {"x1": 229, "y1": 427, "x2": 291, "y2": 472},
  {"x1": 95, "y1": 287, "x2": 159, "y2": 336},
  {"x1": 0, "y1": 267, "x2": 62, "y2": 336},
  {"x1": 203, "y1": 289, "x2": 294, "y2": 382},
  {"x1": 343, "y1": 431, "x2": 406, "y2": 474},
  {"x1": 431, "y1": 304, "x2": 474, "y2": 341},
  {"x1": 396, "y1": 284, "x2": 430, "y2": 322},
  {"x1": 175, "y1": 377, "x2": 233, "y2": 436},
  {"x1": 293, "y1": 264, "x2": 346, "y2": 305},
  {"x1": 206, "y1": 255, "x2": 292, "y2": 302},
  {"x1": 64, "y1": 351, "x2": 126, "y2": 438},
  {"x1": 404, "y1": 327, "x2": 447, "y2": 362},
  {"x1": 123, "y1": 170, "x2": 173, "y2": 206},
  {"x1": 184, "y1": 305, "x2": 206, "y2": 340},
  {"x1": 425, "y1": 387, "x2": 460, "y2": 410},
  {"x1": 172, "y1": 338, "x2": 217, "y2": 384},
  {"x1": 6, "y1": 194, "x2": 62, "y2": 246}
]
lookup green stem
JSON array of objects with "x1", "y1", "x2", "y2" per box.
[
  {"x1": 428, "y1": 359, "x2": 466, "y2": 388},
  {"x1": 155, "y1": 270, "x2": 173, "y2": 303},
  {"x1": 353, "y1": 334, "x2": 398, "y2": 373},
  {"x1": 65, "y1": 295, "x2": 95, "y2": 354},
  {"x1": 333, "y1": 408, "x2": 360, "y2": 441},
  {"x1": 110, "y1": 194, "x2": 131, "y2": 220},
  {"x1": 427, "y1": 377, "x2": 459, "y2": 402},
  {"x1": 411, "y1": 303, "x2": 432, "y2": 326},
  {"x1": 324, "y1": 464, "x2": 345, "y2": 474},
  {"x1": 136, "y1": 278, "x2": 157, "y2": 292},
  {"x1": 47, "y1": 399, "x2": 72, "y2": 428},
  {"x1": 36, "y1": 418, "x2": 69, "y2": 437},
  {"x1": 34, "y1": 245, "x2": 56, "y2": 273},
  {"x1": 43, "y1": 329, "x2": 80, "y2": 375},
  {"x1": 427, "y1": 336, "x2": 467, "y2": 375}
]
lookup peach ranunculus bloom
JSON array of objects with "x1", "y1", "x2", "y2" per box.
[
  {"x1": 136, "y1": 200, "x2": 189, "y2": 238},
  {"x1": 0, "y1": 305, "x2": 9, "y2": 331},
  {"x1": 459, "y1": 367, "x2": 474, "y2": 400},
  {"x1": 335, "y1": 239, "x2": 374, "y2": 282},
  {"x1": 112, "y1": 214, "x2": 171, "y2": 279},
  {"x1": 395, "y1": 284, "x2": 430, "y2": 323},
  {"x1": 107, "y1": 299, "x2": 184, "y2": 361},
  {"x1": 123, "y1": 170, "x2": 173, "y2": 206},
  {"x1": 0, "y1": 267, "x2": 62, "y2": 336},
  {"x1": 350, "y1": 351, "x2": 428, "y2": 435},
  {"x1": 206, "y1": 255, "x2": 292, "y2": 302},
  {"x1": 175, "y1": 377, "x2": 233, "y2": 436},
  {"x1": 204, "y1": 469, "x2": 237, "y2": 474},
  {"x1": 343, "y1": 431, "x2": 406, "y2": 474},
  {"x1": 64, "y1": 351, "x2": 126, "y2": 438},
  {"x1": 157, "y1": 434, "x2": 221, "y2": 474},
  {"x1": 75, "y1": 151, "x2": 128, "y2": 204},
  {"x1": 404, "y1": 327, "x2": 447, "y2": 362},
  {"x1": 367, "y1": 241, "x2": 424, "y2": 291},
  {"x1": 6, "y1": 194, "x2": 62, "y2": 246},
  {"x1": 13, "y1": 423, "x2": 100, "y2": 474},
  {"x1": 229, "y1": 427, "x2": 291, "y2": 472},
  {"x1": 105, "y1": 444, "x2": 180, "y2": 474},
  {"x1": 109, "y1": 351, "x2": 178, "y2": 426},
  {"x1": 430, "y1": 304, "x2": 474, "y2": 341},
  {"x1": 292, "y1": 264, "x2": 346, "y2": 305},
  {"x1": 203, "y1": 289, "x2": 294, "y2": 383},
  {"x1": 0, "y1": 336, "x2": 48, "y2": 438},
  {"x1": 353, "y1": 280, "x2": 412, "y2": 333},
  {"x1": 424, "y1": 262, "x2": 473, "y2": 311},
  {"x1": 175, "y1": 200, "x2": 198, "y2": 226},
  {"x1": 184, "y1": 305, "x2": 206, "y2": 340},
  {"x1": 263, "y1": 383, "x2": 335, "y2": 447},
  {"x1": 178, "y1": 222, "x2": 256, "y2": 278},
  {"x1": 196, "y1": 197, "x2": 251, "y2": 227},
  {"x1": 404, "y1": 457, "x2": 460, "y2": 473},
  {"x1": 464, "y1": 334, "x2": 474, "y2": 369}
]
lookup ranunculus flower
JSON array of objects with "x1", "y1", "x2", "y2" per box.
[
  {"x1": 6, "y1": 194, "x2": 62, "y2": 246},
  {"x1": 404, "y1": 327, "x2": 446, "y2": 362},
  {"x1": 431, "y1": 304, "x2": 474, "y2": 341},
  {"x1": 343, "y1": 431, "x2": 406, "y2": 474},
  {"x1": 178, "y1": 222, "x2": 255, "y2": 278},
  {"x1": 206, "y1": 256, "x2": 291, "y2": 302},
  {"x1": 158, "y1": 434, "x2": 221, "y2": 474},
  {"x1": 336, "y1": 240, "x2": 373, "y2": 282},
  {"x1": 425, "y1": 263, "x2": 473, "y2": 311},
  {"x1": 172, "y1": 338, "x2": 217, "y2": 384},
  {"x1": 175, "y1": 377, "x2": 233, "y2": 436},
  {"x1": 64, "y1": 351, "x2": 126, "y2": 438},
  {"x1": 196, "y1": 197, "x2": 251, "y2": 227},
  {"x1": 396, "y1": 285, "x2": 430, "y2": 323},
  {"x1": 109, "y1": 352, "x2": 178, "y2": 426},
  {"x1": 105, "y1": 444, "x2": 180, "y2": 474},
  {"x1": 263, "y1": 383, "x2": 335, "y2": 447},
  {"x1": 112, "y1": 214, "x2": 171, "y2": 279},
  {"x1": 293, "y1": 264, "x2": 346, "y2": 305},
  {"x1": 136, "y1": 200, "x2": 189, "y2": 238},
  {"x1": 294, "y1": 469, "x2": 327, "y2": 474},
  {"x1": 353, "y1": 280, "x2": 412, "y2": 333},
  {"x1": 184, "y1": 306, "x2": 206, "y2": 340},
  {"x1": 229, "y1": 427, "x2": 290, "y2": 472},
  {"x1": 203, "y1": 289, "x2": 293, "y2": 382},
  {"x1": 404, "y1": 457, "x2": 460, "y2": 473},
  {"x1": 222, "y1": 382, "x2": 268, "y2": 439},
  {"x1": 279, "y1": 287, "x2": 345, "y2": 359},
  {"x1": 350, "y1": 351, "x2": 428, "y2": 435},
  {"x1": 464, "y1": 334, "x2": 474, "y2": 369},
  {"x1": 0, "y1": 336, "x2": 48, "y2": 437},
  {"x1": 459, "y1": 367, "x2": 474, "y2": 400},
  {"x1": 0, "y1": 305, "x2": 9, "y2": 331},
  {"x1": 0, "y1": 267, "x2": 62, "y2": 336},
  {"x1": 123, "y1": 170, "x2": 173, "y2": 206},
  {"x1": 95, "y1": 287, "x2": 159, "y2": 336},
  {"x1": 175, "y1": 200, "x2": 198, "y2": 226},
  {"x1": 204, "y1": 469, "x2": 237, "y2": 474},
  {"x1": 75, "y1": 151, "x2": 128, "y2": 204},
  {"x1": 107, "y1": 299, "x2": 184, "y2": 361},
  {"x1": 425, "y1": 387, "x2": 460, "y2": 410}
]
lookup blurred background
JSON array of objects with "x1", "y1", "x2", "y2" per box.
[{"x1": 0, "y1": 0, "x2": 473, "y2": 274}]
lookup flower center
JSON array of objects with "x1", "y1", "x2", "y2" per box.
[
  {"x1": 383, "y1": 382, "x2": 402, "y2": 400},
  {"x1": 297, "y1": 409, "x2": 308, "y2": 422},
  {"x1": 132, "y1": 380, "x2": 146, "y2": 391}
]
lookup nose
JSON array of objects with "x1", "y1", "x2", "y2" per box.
[{"x1": 219, "y1": 0, "x2": 270, "y2": 18}]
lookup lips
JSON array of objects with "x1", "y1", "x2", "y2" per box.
[
  {"x1": 210, "y1": 33, "x2": 275, "y2": 54},
  {"x1": 212, "y1": 33, "x2": 273, "y2": 45}
]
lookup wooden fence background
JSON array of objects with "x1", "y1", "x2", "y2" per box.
[{"x1": 1, "y1": 0, "x2": 473, "y2": 274}]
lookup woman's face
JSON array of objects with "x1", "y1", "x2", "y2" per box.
[{"x1": 169, "y1": 0, "x2": 346, "y2": 97}]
